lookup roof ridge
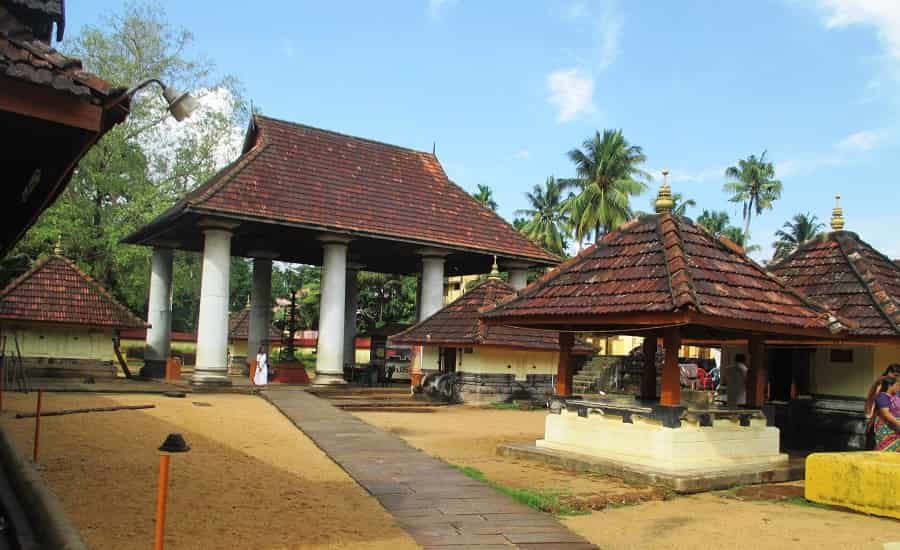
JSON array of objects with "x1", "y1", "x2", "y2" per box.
[
  {"x1": 834, "y1": 233, "x2": 900, "y2": 335},
  {"x1": 659, "y1": 215, "x2": 699, "y2": 311},
  {"x1": 54, "y1": 256, "x2": 146, "y2": 328},
  {"x1": 254, "y1": 114, "x2": 437, "y2": 157}
]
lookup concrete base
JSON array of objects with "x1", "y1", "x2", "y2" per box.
[
  {"x1": 189, "y1": 373, "x2": 232, "y2": 388},
  {"x1": 312, "y1": 372, "x2": 347, "y2": 386},
  {"x1": 498, "y1": 442, "x2": 802, "y2": 494},
  {"x1": 139, "y1": 359, "x2": 166, "y2": 379}
]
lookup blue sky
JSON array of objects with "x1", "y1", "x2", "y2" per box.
[{"x1": 70, "y1": 1, "x2": 900, "y2": 261}]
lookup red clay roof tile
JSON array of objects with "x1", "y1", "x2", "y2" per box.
[{"x1": 228, "y1": 305, "x2": 282, "y2": 342}]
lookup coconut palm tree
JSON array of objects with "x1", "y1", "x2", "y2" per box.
[
  {"x1": 472, "y1": 184, "x2": 498, "y2": 211},
  {"x1": 723, "y1": 151, "x2": 783, "y2": 242},
  {"x1": 772, "y1": 213, "x2": 824, "y2": 261},
  {"x1": 514, "y1": 177, "x2": 570, "y2": 257},
  {"x1": 697, "y1": 210, "x2": 731, "y2": 236},
  {"x1": 565, "y1": 129, "x2": 651, "y2": 245},
  {"x1": 722, "y1": 226, "x2": 761, "y2": 255}
]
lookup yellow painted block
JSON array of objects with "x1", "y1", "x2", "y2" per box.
[{"x1": 805, "y1": 451, "x2": 900, "y2": 519}]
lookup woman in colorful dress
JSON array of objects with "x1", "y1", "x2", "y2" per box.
[{"x1": 872, "y1": 377, "x2": 900, "y2": 452}]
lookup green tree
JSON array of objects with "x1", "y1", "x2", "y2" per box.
[
  {"x1": 565, "y1": 129, "x2": 650, "y2": 246},
  {"x1": 723, "y1": 151, "x2": 783, "y2": 243},
  {"x1": 472, "y1": 184, "x2": 498, "y2": 211},
  {"x1": 356, "y1": 272, "x2": 417, "y2": 332},
  {"x1": 515, "y1": 177, "x2": 569, "y2": 256},
  {"x1": 697, "y1": 210, "x2": 731, "y2": 236},
  {"x1": 772, "y1": 213, "x2": 824, "y2": 261},
  {"x1": 6, "y1": 3, "x2": 247, "y2": 331}
]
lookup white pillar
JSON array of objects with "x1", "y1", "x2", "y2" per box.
[
  {"x1": 143, "y1": 247, "x2": 174, "y2": 377},
  {"x1": 315, "y1": 236, "x2": 351, "y2": 385},
  {"x1": 248, "y1": 254, "x2": 276, "y2": 360},
  {"x1": 343, "y1": 267, "x2": 359, "y2": 367},
  {"x1": 504, "y1": 261, "x2": 531, "y2": 291},
  {"x1": 192, "y1": 227, "x2": 233, "y2": 386},
  {"x1": 419, "y1": 249, "x2": 447, "y2": 320}
]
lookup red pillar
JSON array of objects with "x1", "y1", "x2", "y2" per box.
[
  {"x1": 660, "y1": 327, "x2": 681, "y2": 406},
  {"x1": 747, "y1": 336, "x2": 766, "y2": 407},
  {"x1": 556, "y1": 332, "x2": 574, "y2": 396},
  {"x1": 640, "y1": 334, "x2": 658, "y2": 400}
]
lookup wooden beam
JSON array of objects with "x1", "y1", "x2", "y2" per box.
[
  {"x1": 556, "y1": 332, "x2": 574, "y2": 397},
  {"x1": 640, "y1": 334, "x2": 658, "y2": 400},
  {"x1": 0, "y1": 77, "x2": 103, "y2": 132},
  {"x1": 660, "y1": 327, "x2": 681, "y2": 406},
  {"x1": 747, "y1": 335, "x2": 766, "y2": 407}
]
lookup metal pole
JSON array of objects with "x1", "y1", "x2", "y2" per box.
[
  {"x1": 32, "y1": 389, "x2": 43, "y2": 462},
  {"x1": 154, "y1": 454, "x2": 171, "y2": 550}
]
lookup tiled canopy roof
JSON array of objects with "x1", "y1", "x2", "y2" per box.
[
  {"x1": 228, "y1": 305, "x2": 282, "y2": 342},
  {"x1": 391, "y1": 278, "x2": 593, "y2": 353},
  {"x1": 770, "y1": 231, "x2": 900, "y2": 337},
  {"x1": 482, "y1": 214, "x2": 842, "y2": 338},
  {"x1": 124, "y1": 115, "x2": 557, "y2": 266},
  {"x1": 0, "y1": 255, "x2": 145, "y2": 329}
]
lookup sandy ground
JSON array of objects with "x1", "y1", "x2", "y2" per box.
[
  {"x1": 354, "y1": 406, "x2": 899, "y2": 550},
  {"x1": 0, "y1": 391, "x2": 418, "y2": 550}
]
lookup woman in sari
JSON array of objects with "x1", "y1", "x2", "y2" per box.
[{"x1": 872, "y1": 377, "x2": 900, "y2": 452}]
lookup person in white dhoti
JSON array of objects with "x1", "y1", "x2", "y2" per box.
[{"x1": 254, "y1": 346, "x2": 269, "y2": 386}]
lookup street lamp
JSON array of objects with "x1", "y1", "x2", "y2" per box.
[{"x1": 113, "y1": 78, "x2": 200, "y2": 121}]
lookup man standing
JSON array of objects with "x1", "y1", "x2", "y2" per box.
[{"x1": 725, "y1": 353, "x2": 748, "y2": 408}]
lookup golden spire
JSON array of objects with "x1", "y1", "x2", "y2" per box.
[
  {"x1": 53, "y1": 235, "x2": 62, "y2": 255},
  {"x1": 488, "y1": 256, "x2": 501, "y2": 280},
  {"x1": 654, "y1": 169, "x2": 674, "y2": 214},
  {"x1": 831, "y1": 194, "x2": 844, "y2": 231}
]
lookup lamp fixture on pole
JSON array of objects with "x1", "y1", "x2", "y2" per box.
[{"x1": 111, "y1": 78, "x2": 200, "y2": 121}]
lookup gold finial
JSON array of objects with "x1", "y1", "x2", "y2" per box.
[
  {"x1": 654, "y1": 170, "x2": 674, "y2": 214},
  {"x1": 488, "y1": 256, "x2": 501, "y2": 280},
  {"x1": 831, "y1": 194, "x2": 844, "y2": 231},
  {"x1": 53, "y1": 235, "x2": 62, "y2": 255}
]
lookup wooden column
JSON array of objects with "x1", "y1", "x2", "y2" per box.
[
  {"x1": 660, "y1": 327, "x2": 681, "y2": 406},
  {"x1": 747, "y1": 335, "x2": 766, "y2": 407},
  {"x1": 640, "y1": 334, "x2": 658, "y2": 400},
  {"x1": 556, "y1": 332, "x2": 575, "y2": 396}
]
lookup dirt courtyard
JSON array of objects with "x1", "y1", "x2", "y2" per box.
[
  {"x1": 0, "y1": 391, "x2": 418, "y2": 550},
  {"x1": 354, "y1": 405, "x2": 900, "y2": 550}
]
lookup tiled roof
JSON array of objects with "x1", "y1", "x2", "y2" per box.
[
  {"x1": 482, "y1": 214, "x2": 841, "y2": 337},
  {"x1": 228, "y1": 305, "x2": 282, "y2": 341},
  {"x1": 770, "y1": 231, "x2": 900, "y2": 337},
  {"x1": 390, "y1": 278, "x2": 593, "y2": 353},
  {"x1": 126, "y1": 115, "x2": 557, "y2": 265},
  {"x1": 0, "y1": 255, "x2": 146, "y2": 329}
]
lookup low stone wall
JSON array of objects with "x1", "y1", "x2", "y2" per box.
[
  {"x1": 454, "y1": 372, "x2": 553, "y2": 403},
  {"x1": 806, "y1": 452, "x2": 900, "y2": 519},
  {"x1": 19, "y1": 357, "x2": 117, "y2": 379}
]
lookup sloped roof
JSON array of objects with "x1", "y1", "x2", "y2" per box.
[
  {"x1": 0, "y1": 255, "x2": 146, "y2": 329},
  {"x1": 390, "y1": 278, "x2": 593, "y2": 353},
  {"x1": 482, "y1": 213, "x2": 842, "y2": 339},
  {"x1": 770, "y1": 231, "x2": 900, "y2": 337},
  {"x1": 123, "y1": 115, "x2": 558, "y2": 269},
  {"x1": 228, "y1": 305, "x2": 282, "y2": 341}
]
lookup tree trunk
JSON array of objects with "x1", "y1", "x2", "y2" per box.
[
  {"x1": 594, "y1": 222, "x2": 602, "y2": 245},
  {"x1": 743, "y1": 198, "x2": 753, "y2": 246}
]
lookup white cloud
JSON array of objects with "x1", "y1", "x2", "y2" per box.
[
  {"x1": 816, "y1": 0, "x2": 900, "y2": 60},
  {"x1": 776, "y1": 128, "x2": 888, "y2": 176},
  {"x1": 514, "y1": 149, "x2": 531, "y2": 160},
  {"x1": 836, "y1": 129, "x2": 886, "y2": 151},
  {"x1": 564, "y1": 1, "x2": 589, "y2": 21},
  {"x1": 427, "y1": 0, "x2": 457, "y2": 20},
  {"x1": 547, "y1": 67, "x2": 596, "y2": 122},
  {"x1": 281, "y1": 39, "x2": 297, "y2": 59},
  {"x1": 595, "y1": 2, "x2": 623, "y2": 70}
]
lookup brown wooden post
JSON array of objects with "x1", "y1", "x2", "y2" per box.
[
  {"x1": 640, "y1": 334, "x2": 658, "y2": 400},
  {"x1": 660, "y1": 327, "x2": 681, "y2": 406},
  {"x1": 556, "y1": 332, "x2": 575, "y2": 396},
  {"x1": 747, "y1": 336, "x2": 766, "y2": 407}
]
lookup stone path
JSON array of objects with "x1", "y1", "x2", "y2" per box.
[{"x1": 263, "y1": 389, "x2": 597, "y2": 549}]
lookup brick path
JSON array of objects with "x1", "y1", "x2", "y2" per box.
[{"x1": 262, "y1": 389, "x2": 597, "y2": 549}]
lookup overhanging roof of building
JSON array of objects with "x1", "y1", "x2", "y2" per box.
[
  {"x1": 391, "y1": 278, "x2": 593, "y2": 354},
  {"x1": 122, "y1": 115, "x2": 558, "y2": 275},
  {"x1": 481, "y1": 213, "x2": 846, "y2": 340},
  {"x1": 228, "y1": 305, "x2": 281, "y2": 342},
  {"x1": 0, "y1": 254, "x2": 146, "y2": 329},
  {"x1": 770, "y1": 230, "x2": 900, "y2": 338}
]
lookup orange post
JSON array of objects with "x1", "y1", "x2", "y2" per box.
[
  {"x1": 154, "y1": 454, "x2": 171, "y2": 550},
  {"x1": 660, "y1": 327, "x2": 682, "y2": 406},
  {"x1": 33, "y1": 389, "x2": 43, "y2": 462}
]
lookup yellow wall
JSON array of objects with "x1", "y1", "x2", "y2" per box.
[
  {"x1": 422, "y1": 345, "x2": 558, "y2": 381},
  {"x1": 0, "y1": 322, "x2": 114, "y2": 361},
  {"x1": 443, "y1": 275, "x2": 481, "y2": 304},
  {"x1": 874, "y1": 345, "x2": 900, "y2": 380}
]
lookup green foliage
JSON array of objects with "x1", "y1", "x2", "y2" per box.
[
  {"x1": 472, "y1": 184, "x2": 499, "y2": 211},
  {"x1": 564, "y1": 129, "x2": 651, "y2": 246},
  {"x1": 452, "y1": 465, "x2": 584, "y2": 515},
  {"x1": 772, "y1": 213, "x2": 824, "y2": 261},
  {"x1": 515, "y1": 177, "x2": 570, "y2": 257},
  {"x1": 356, "y1": 272, "x2": 417, "y2": 333},
  {"x1": 271, "y1": 265, "x2": 322, "y2": 331},
  {"x1": 697, "y1": 210, "x2": 761, "y2": 255},
  {"x1": 723, "y1": 150, "x2": 783, "y2": 244}
]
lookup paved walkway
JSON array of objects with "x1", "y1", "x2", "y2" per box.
[{"x1": 263, "y1": 389, "x2": 597, "y2": 549}]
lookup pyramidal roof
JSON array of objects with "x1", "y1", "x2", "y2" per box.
[
  {"x1": 771, "y1": 230, "x2": 900, "y2": 337},
  {"x1": 0, "y1": 255, "x2": 145, "y2": 329},
  {"x1": 228, "y1": 305, "x2": 282, "y2": 342},
  {"x1": 482, "y1": 213, "x2": 842, "y2": 338},
  {"x1": 390, "y1": 278, "x2": 593, "y2": 353}
]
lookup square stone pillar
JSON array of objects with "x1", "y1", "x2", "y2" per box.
[{"x1": 640, "y1": 334, "x2": 658, "y2": 400}]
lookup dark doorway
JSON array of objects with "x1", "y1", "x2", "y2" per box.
[
  {"x1": 441, "y1": 347, "x2": 457, "y2": 373},
  {"x1": 768, "y1": 347, "x2": 814, "y2": 401}
]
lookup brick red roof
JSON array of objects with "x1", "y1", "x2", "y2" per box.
[
  {"x1": 770, "y1": 231, "x2": 900, "y2": 337},
  {"x1": 482, "y1": 214, "x2": 843, "y2": 338},
  {"x1": 390, "y1": 278, "x2": 593, "y2": 353},
  {"x1": 228, "y1": 305, "x2": 282, "y2": 342},
  {"x1": 124, "y1": 115, "x2": 557, "y2": 265},
  {"x1": 0, "y1": 255, "x2": 145, "y2": 329}
]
